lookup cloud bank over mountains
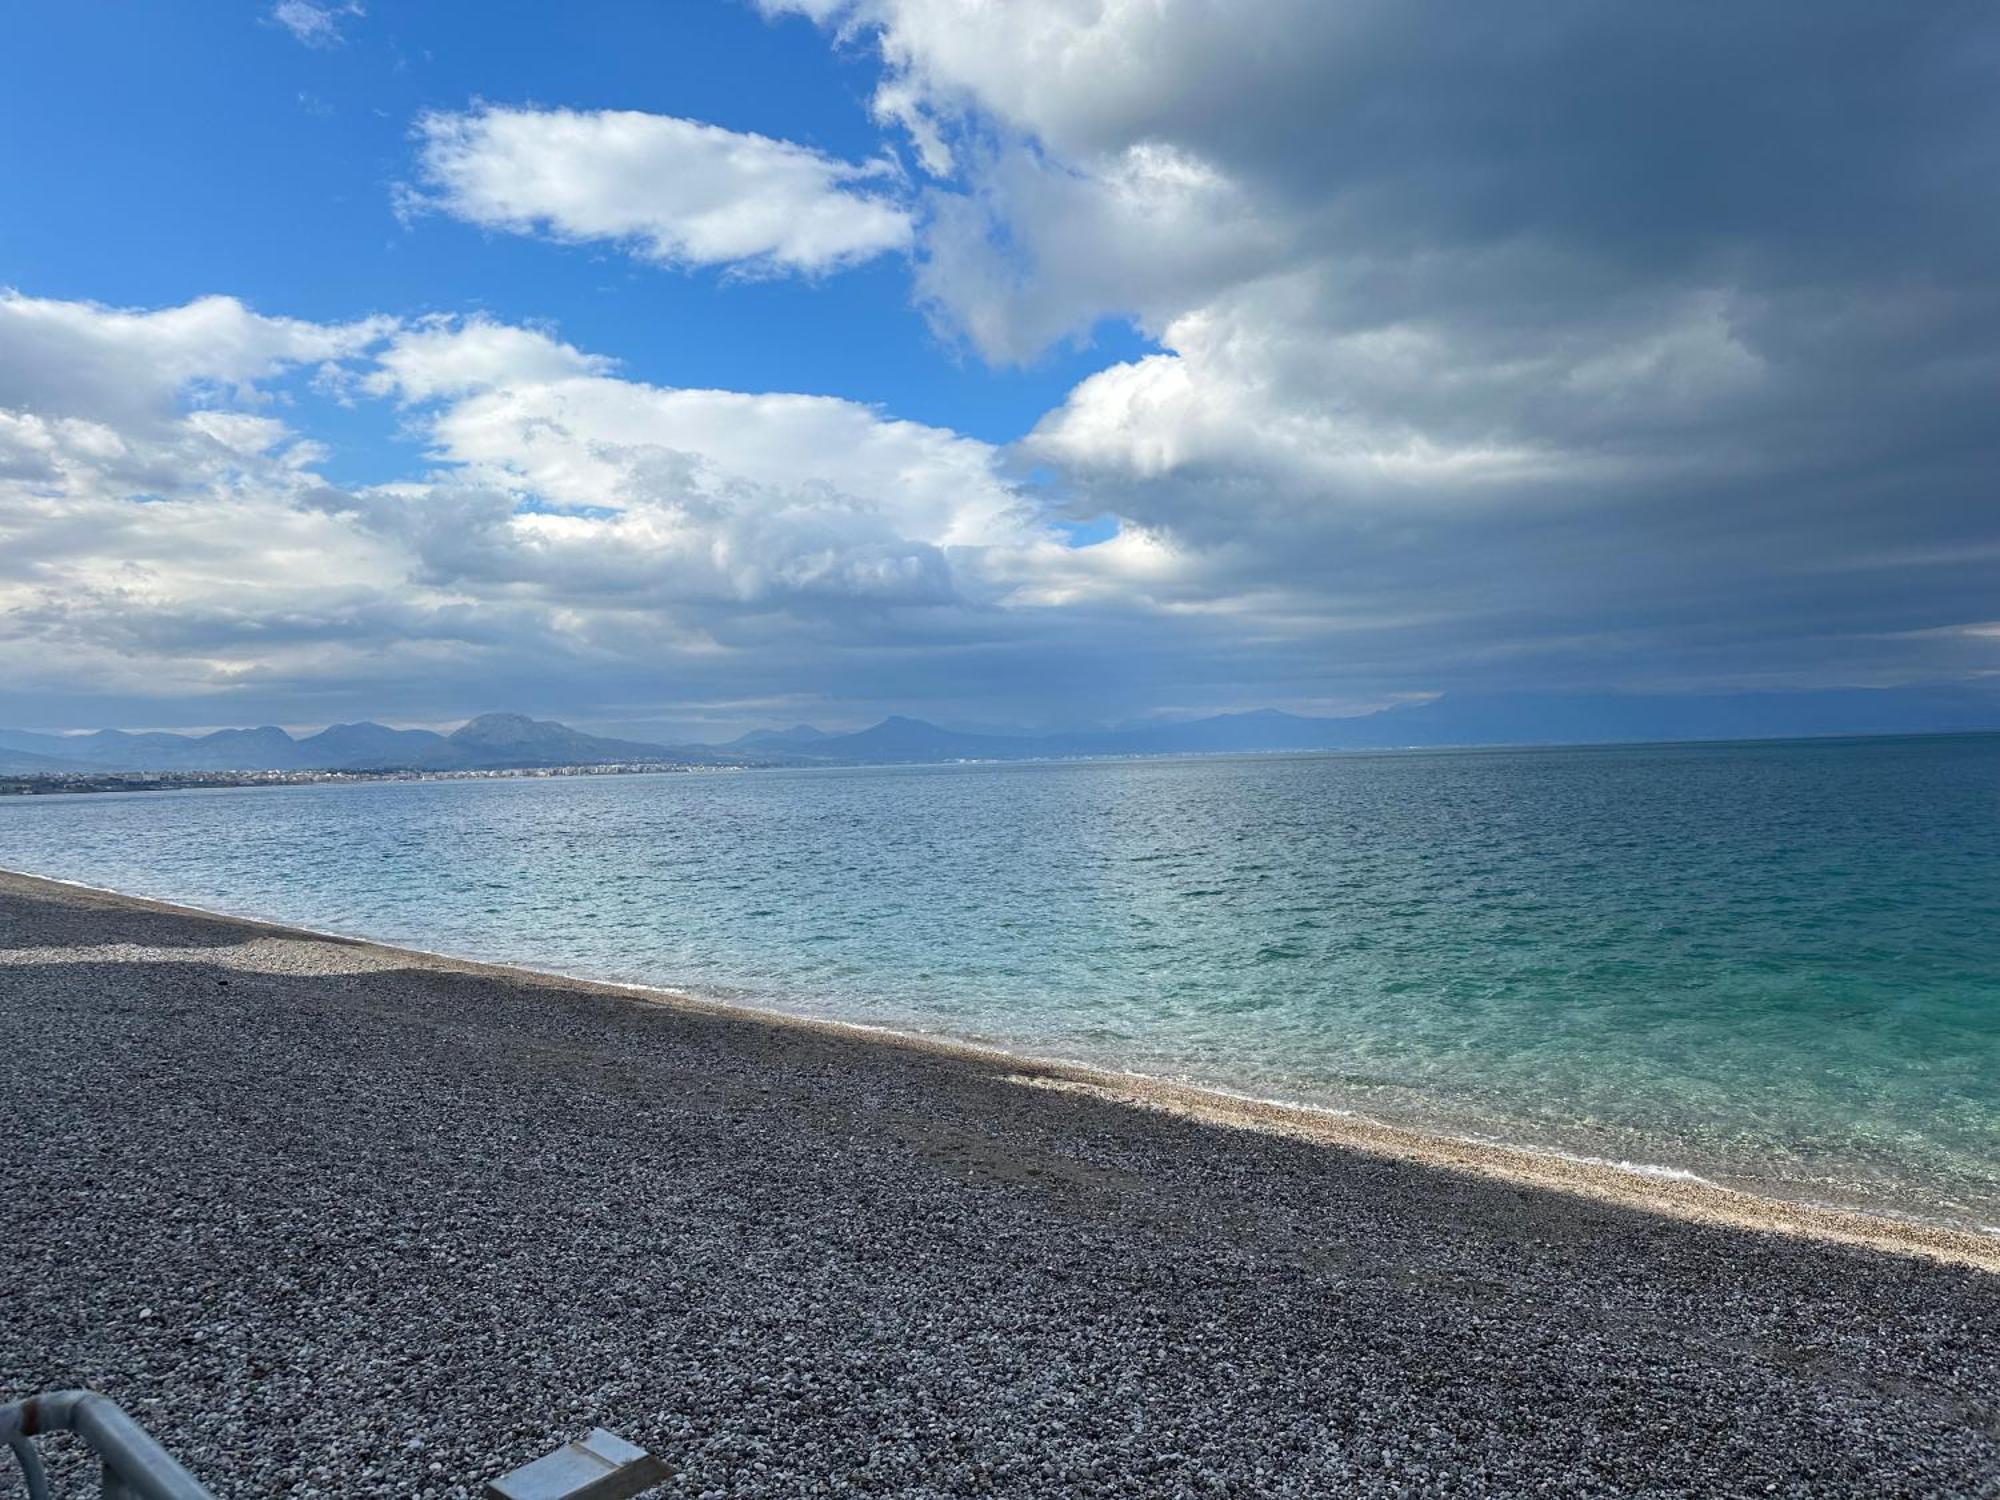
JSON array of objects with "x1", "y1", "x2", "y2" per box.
[
  {"x1": 0, "y1": 291, "x2": 1187, "y2": 729},
  {"x1": 4, "y1": 0, "x2": 1997, "y2": 733}
]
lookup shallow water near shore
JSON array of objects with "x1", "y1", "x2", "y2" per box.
[{"x1": 4, "y1": 734, "x2": 1997, "y2": 1230}]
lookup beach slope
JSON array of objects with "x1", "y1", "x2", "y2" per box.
[{"x1": 2, "y1": 870, "x2": 1995, "y2": 1497}]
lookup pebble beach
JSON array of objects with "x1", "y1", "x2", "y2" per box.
[{"x1": 4, "y1": 868, "x2": 1997, "y2": 1497}]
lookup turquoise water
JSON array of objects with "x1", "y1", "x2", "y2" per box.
[{"x1": 4, "y1": 735, "x2": 1996, "y2": 1229}]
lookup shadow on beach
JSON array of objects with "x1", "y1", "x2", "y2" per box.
[{"x1": 0, "y1": 880, "x2": 268, "y2": 953}]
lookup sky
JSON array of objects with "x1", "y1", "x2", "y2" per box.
[{"x1": 1, "y1": 1, "x2": 1996, "y2": 739}]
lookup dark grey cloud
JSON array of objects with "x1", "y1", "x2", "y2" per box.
[{"x1": 760, "y1": 0, "x2": 2000, "y2": 708}]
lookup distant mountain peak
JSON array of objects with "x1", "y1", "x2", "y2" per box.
[
  {"x1": 442, "y1": 712, "x2": 677, "y2": 765},
  {"x1": 451, "y1": 712, "x2": 545, "y2": 740}
]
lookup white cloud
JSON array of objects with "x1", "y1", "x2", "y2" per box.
[
  {"x1": 410, "y1": 105, "x2": 913, "y2": 276},
  {"x1": 3, "y1": 283, "x2": 1994, "y2": 728},
  {"x1": 0, "y1": 296, "x2": 1188, "y2": 723},
  {"x1": 1028, "y1": 271, "x2": 1768, "y2": 528},
  {"x1": 361, "y1": 317, "x2": 1140, "y2": 611},
  {"x1": 0, "y1": 291, "x2": 386, "y2": 431},
  {"x1": 915, "y1": 140, "x2": 1283, "y2": 362},
  {"x1": 0, "y1": 294, "x2": 408, "y2": 701},
  {"x1": 760, "y1": 0, "x2": 1286, "y2": 168},
  {"x1": 269, "y1": 0, "x2": 363, "y2": 49},
  {"x1": 364, "y1": 315, "x2": 612, "y2": 402}
]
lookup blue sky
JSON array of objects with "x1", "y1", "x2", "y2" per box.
[
  {"x1": 2, "y1": 1, "x2": 1996, "y2": 737},
  {"x1": 1, "y1": 2, "x2": 1140, "y2": 455}
]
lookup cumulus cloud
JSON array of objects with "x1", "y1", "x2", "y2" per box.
[
  {"x1": 765, "y1": 0, "x2": 2000, "y2": 697},
  {"x1": 357, "y1": 316, "x2": 1052, "y2": 611},
  {"x1": 0, "y1": 290, "x2": 397, "y2": 710},
  {"x1": 364, "y1": 315, "x2": 613, "y2": 402},
  {"x1": 0, "y1": 291, "x2": 386, "y2": 431},
  {"x1": 915, "y1": 140, "x2": 1283, "y2": 363},
  {"x1": 0, "y1": 293, "x2": 413, "y2": 703},
  {"x1": 0, "y1": 295, "x2": 1195, "y2": 727},
  {"x1": 410, "y1": 104, "x2": 913, "y2": 276}
]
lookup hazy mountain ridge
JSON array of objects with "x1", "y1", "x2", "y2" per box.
[
  {"x1": 441, "y1": 713, "x2": 691, "y2": 768},
  {"x1": 5, "y1": 687, "x2": 1998, "y2": 776},
  {"x1": 741, "y1": 688, "x2": 2000, "y2": 763},
  {"x1": 0, "y1": 714, "x2": 740, "y2": 774},
  {"x1": 0, "y1": 745, "x2": 83, "y2": 773}
]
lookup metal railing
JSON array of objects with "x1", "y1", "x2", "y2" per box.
[
  {"x1": 5, "y1": 1390, "x2": 667, "y2": 1499},
  {"x1": 1, "y1": 1391, "x2": 217, "y2": 1500}
]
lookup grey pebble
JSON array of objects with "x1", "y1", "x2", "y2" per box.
[{"x1": 2, "y1": 873, "x2": 1996, "y2": 1499}]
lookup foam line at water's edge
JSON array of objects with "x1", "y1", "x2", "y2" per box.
[{"x1": 5, "y1": 863, "x2": 1996, "y2": 1258}]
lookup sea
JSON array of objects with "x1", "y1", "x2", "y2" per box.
[{"x1": 4, "y1": 733, "x2": 1996, "y2": 1231}]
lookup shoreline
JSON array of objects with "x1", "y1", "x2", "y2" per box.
[
  {"x1": 7, "y1": 863, "x2": 1998, "y2": 1495},
  {"x1": 6, "y1": 863, "x2": 1993, "y2": 1272}
]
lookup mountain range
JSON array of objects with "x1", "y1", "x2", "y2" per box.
[
  {"x1": 0, "y1": 713, "x2": 709, "y2": 775},
  {"x1": 4, "y1": 687, "x2": 1997, "y2": 776},
  {"x1": 727, "y1": 687, "x2": 2000, "y2": 764}
]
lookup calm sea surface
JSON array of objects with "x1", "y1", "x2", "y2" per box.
[{"x1": 4, "y1": 736, "x2": 1996, "y2": 1229}]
